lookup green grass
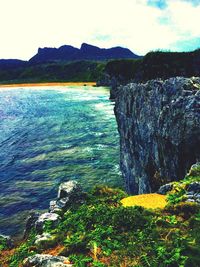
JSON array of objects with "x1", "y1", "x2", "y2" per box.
[{"x1": 6, "y1": 182, "x2": 200, "y2": 267}]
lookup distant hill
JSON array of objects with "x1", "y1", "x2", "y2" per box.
[
  {"x1": 0, "y1": 59, "x2": 27, "y2": 68},
  {"x1": 29, "y1": 43, "x2": 139, "y2": 63}
]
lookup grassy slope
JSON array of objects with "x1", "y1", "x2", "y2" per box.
[{"x1": 1, "y1": 165, "x2": 200, "y2": 267}]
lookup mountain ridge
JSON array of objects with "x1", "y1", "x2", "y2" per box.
[{"x1": 29, "y1": 43, "x2": 140, "y2": 63}]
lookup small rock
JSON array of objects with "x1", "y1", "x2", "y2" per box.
[
  {"x1": 50, "y1": 180, "x2": 86, "y2": 213},
  {"x1": 187, "y1": 162, "x2": 200, "y2": 177},
  {"x1": 24, "y1": 211, "x2": 40, "y2": 239},
  {"x1": 35, "y1": 213, "x2": 60, "y2": 233},
  {"x1": 35, "y1": 233, "x2": 52, "y2": 246},
  {"x1": 187, "y1": 182, "x2": 200, "y2": 193},
  {"x1": 23, "y1": 254, "x2": 72, "y2": 267},
  {"x1": 185, "y1": 193, "x2": 195, "y2": 199},
  {"x1": 49, "y1": 200, "x2": 62, "y2": 214},
  {"x1": 186, "y1": 199, "x2": 195, "y2": 203},
  {"x1": 0, "y1": 234, "x2": 14, "y2": 249},
  {"x1": 57, "y1": 181, "x2": 82, "y2": 199},
  {"x1": 158, "y1": 183, "x2": 173, "y2": 195}
]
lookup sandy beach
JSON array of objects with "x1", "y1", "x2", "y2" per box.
[{"x1": 0, "y1": 82, "x2": 96, "y2": 88}]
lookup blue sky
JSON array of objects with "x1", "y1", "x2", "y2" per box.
[{"x1": 0, "y1": 0, "x2": 200, "y2": 59}]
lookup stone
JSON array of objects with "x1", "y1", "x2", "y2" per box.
[
  {"x1": 35, "y1": 233, "x2": 52, "y2": 246},
  {"x1": 158, "y1": 183, "x2": 173, "y2": 195},
  {"x1": 35, "y1": 213, "x2": 60, "y2": 233},
  {"x1": 114, "y1": 77, "x2": 200, "y2": 194},
  {"x1": 24, "y1": 212, "x2": 40, "y2": 239},
  {"x1": 50, "y1": 180, "x2": 85, "y2": 213},
  {"x1": 57, "y1": 180, "x2": 81, "y2": 199},
  {"x1": 186, "y1": 199, "x2": 195, "y2": 203},
  {"x1": 0, "y1": 234, "x2": 14, "y2": 249},
  {"x1": 185, "y1": 193, "x2": 195, "y2": 199},
  {"x1": 187, "y1": 182, "x2": 200, "y2": 193},
  {"x1": 187, "y1": 162, "x2": 200, "y2": 177},
  {"x1": 23, "y1": 254, "x2": 72, "y2": 267},
  {"x1": 49, "y1": 200, "x2": 62, "y2": 214}
]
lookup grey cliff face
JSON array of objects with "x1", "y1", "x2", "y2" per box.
[{"x1": 114, "y1": 77, "x2": 200, "y2": 194}]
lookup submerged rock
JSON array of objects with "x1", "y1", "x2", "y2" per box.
[
  {"x1": 23, "y1": 254, "x2": 72, "y2": 267},
  {"x1": 115, "y1": 77, "x2": 200, "y2": 194}
]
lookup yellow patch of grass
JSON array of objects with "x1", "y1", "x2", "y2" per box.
[{"x1": 121, "y1": 193, "x2": 167, "y2": 209}]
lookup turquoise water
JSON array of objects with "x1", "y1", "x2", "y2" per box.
[{"x1": 0, "y1": 86, "x2": 123, "y2": 237}]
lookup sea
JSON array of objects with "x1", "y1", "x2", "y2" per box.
[{"x1": 0, "y1": 85, "x2": 123, "y2": 237}]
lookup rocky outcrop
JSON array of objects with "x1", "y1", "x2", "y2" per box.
[
  {"x1": 24, "y1": 181, "x2": 86, "y2": 235},
  {"x1": 49, "y1": 180, "x2": 86, "y2": 213},
  {"x1": 158, "y1": 163, "x2": 200, "y2": 204},
  {"x1": 185, "y1": 182, "x2": 200, "y2": 203},
  {"x1": 24, "y1": 212, "x2": 40, "y2": 239},
  {"x1": 0, "y1": 234, "x2": 14, "y2": 249},
  {"x1": 23, "y1": 254, "x2": 72, "y2": 267},
  {"x1": 35, "y1": 213, "x2": 60, "y2": 234},
  {"x1": 23, "y1": 181, "x2": 85, "y2": 266},
  {"x1": 114, "y1": 77, "x2": 200, "y2": 194},
  {"x1": 158, "y1": 181, "x2": 200, "y2": 204}
]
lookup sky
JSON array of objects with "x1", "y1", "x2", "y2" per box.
[{"x1": 0, "y1": 0, "x2": 200, "y2": 60}]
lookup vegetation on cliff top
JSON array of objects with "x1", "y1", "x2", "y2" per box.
[
  {"x1": 105, "y1": 48, "x2": 200, "y2": 84},
  {"x1": 1, "y1": 166, "x2": 200, "y2": 267}
]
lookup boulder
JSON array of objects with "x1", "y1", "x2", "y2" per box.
[
  {"x1": 24, "y1": 212, "x2": 40, "y2": 239},
  {"x1": 35, "y1": 233, "x2": 52, "y2": 246},
  {"x1": 115, "y1": 77, "x2": 200, "y2": 194},
  {"x1": 158, "y1": 183, "x2": 173, "y2": 195},
  {"x1": 57, "y1": 180, "x2": 82, "y2": 199},
  {"x1": 0, "y1": 234, "x2": 14, "y2": 249},
  {"x1": 187, "y1": 182, "x2": 200, "y2": 193},
  {"x1": 35, "y1": 213, "x2": 60, "y2": 233},
  {"x1": 50, "y1": 181, "x2": 86, "y2": 213},
  {"x1": 23, "y1": 254, "x2": 72, "y2": 267}
]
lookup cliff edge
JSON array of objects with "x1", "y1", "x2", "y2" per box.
[{"x1": 115, "y1": 77, "x2": 200, "y2": 194}]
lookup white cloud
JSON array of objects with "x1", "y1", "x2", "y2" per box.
[
  {"x1": 166, "y1": 0, "x2": 200, "y2": 38},
  {"x1": 0, "y1": 0, "x2": 200, "y2": 59}
]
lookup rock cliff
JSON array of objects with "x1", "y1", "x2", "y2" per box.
[{"x1": 114, "y1": 77, "x2": 200, "y2": 194}]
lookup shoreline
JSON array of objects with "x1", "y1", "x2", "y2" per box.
[{"x1": 0, "y1": 82, "x2": 96, "y2": 88}]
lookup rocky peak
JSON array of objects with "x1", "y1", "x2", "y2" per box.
[{"x1": 80, "y1": 43, "x2": 101, "y2": 52}]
